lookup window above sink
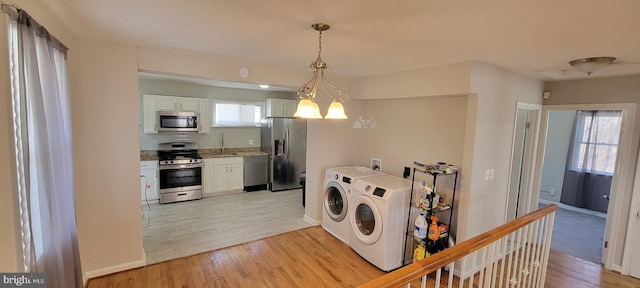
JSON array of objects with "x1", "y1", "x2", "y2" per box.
[{"x1": 212, "y1": 100, "x2": 264, "y2": 127}]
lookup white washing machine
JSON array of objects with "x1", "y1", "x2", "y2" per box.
[
  {"x1": 322, "y1": 166, "x2": 386, "y2": 245},
  {"x1": 349, "y1": 174, "x2": 413, "y2": 271}
]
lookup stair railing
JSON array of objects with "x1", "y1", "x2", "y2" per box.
[{"x1": 357, "y1": 204, "x2": 557, "y2": 288}]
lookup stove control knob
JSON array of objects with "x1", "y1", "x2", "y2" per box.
[{"x1": 170, "y1": 160, "x2": 174, "y2": 164}]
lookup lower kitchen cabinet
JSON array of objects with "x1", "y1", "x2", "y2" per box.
[
  {"x1": 203, "y1": 158, "x2": 215, "y2": 196},
  {"x1": 140, "y1": 161, "x2": 159, "y2": 203},
  {"x1": 214, "y1": 157, "x2": 243, "y2": 193}
]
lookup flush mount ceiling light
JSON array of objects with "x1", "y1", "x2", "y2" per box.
[
  {"x1": 569, "y1": 57, "x2": 616, "y2": 75},
  {"x1": 293, "y1": 23, "x2": 348, "y2": 119}
]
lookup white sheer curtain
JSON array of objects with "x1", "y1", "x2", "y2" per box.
[{"x1": 5, "y1": 6, "x2": 82, "y2": 288}]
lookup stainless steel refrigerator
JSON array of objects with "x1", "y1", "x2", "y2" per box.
[{"x1": 261, "y1": 118, "x2": 307, "y2": 191}]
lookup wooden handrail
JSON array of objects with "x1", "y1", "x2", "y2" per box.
[{"x1": 357, "y1": 204, "x2": 558, "y2": 288}]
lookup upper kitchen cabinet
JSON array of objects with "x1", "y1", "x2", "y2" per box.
[
  {"x1": 143, "y1": 94, "x2": 157, "y2": 133},
  {"x1": 156, "y1": 95, "x2": 200, "y2": 112},
  {"x1": 198, "y1": 98, "x2": 211, "y2": 133},
  {"x1": 142, "y1": 94, "x2": 210, "y2": 134},
  {"x1": 266, "y1": 99, "x2": 298, "y2": 118}
]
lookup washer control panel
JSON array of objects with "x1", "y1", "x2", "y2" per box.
[{"x1": 373, "y1": 187, "x2": 386, "y2": 197}]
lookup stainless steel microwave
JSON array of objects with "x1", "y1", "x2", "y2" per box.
[{"x1": 157, "y1": 111, "x2": 199, "y2": 132}]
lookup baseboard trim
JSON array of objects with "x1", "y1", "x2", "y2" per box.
[
  {"x1": 538, "y1": 199, "x2": 607, "y2": 218},
  {"x1": 303, "y1": 215, "x2": 321, "y2": 226},
  {"x1": 612, "y1": 264, "x2": 622, "y2": 273},
  {"x1": 83, "y1": 258, "x2": 145, "y2": 284}
]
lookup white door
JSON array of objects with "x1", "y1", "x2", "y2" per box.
[
  {"x1": 179, "y1": 98, "x2": 199, "y2": 111},
  {"x1": 156, "y1": 96, "x2": 178, "y2": 110},
  {"x1": 229, "y1": 163, "x2": 244, "y2": 190},
  {"x1": 630, "y1": 215, "x2": 640, "y2": 278},
  {"x1": 506, "y1": 104, "x2": 540, "y2": 222},
  {"x1": 202, "y1": 159, "x2": 215, "y2": 195},
  {"x1": 214, "y1": 165, "x2": 229, "y2": 192},
  {"x1": 627, "y1": 150, "x2": 640, "y2": 278}
]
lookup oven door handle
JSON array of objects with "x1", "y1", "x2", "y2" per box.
[{"x1": 159, "y1": 164, "x2": 203, "y2": 170}]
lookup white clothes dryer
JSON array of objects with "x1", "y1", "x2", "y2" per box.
[
  {"x1": 322, "y1": 166, "x2": 386, "y2": 245},
  {"x1": 349, "y1": 175, "x2": 413, "y2": 271}
]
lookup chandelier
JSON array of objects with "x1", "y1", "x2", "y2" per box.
[{"x1": 293, "y1": 23, "x2": 349, "y2": 119}]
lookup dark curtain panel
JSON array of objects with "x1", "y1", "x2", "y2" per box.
[{"x1": 560, "y1": 110, "x2": 621, "y2": 213}]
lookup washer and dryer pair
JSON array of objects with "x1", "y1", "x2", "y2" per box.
[
  {"x1": 322, "y1": 166, "x2": 386, "y2": 245},
  {"x1": 322, "y1": 166, "x2": 413, "y2": 271}
]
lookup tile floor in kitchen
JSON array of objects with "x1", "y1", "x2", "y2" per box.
[{"x1": 142, "y1": 189, "x2": 310, "y2": 264}]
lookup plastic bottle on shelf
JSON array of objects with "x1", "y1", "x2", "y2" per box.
[
  {"x1": 414, "y1": 213, "x2": 428, "y2": 239},
  {"x1": 413, "y1": 242, "x2": 428, "y2": 262},
  {"x1": 428, "y1": 215, "x2": 440, "y2": 241}
]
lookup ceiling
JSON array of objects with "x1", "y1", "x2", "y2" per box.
[{"x1": 43, "y1": 0, "x2": 640, "y2": 81}]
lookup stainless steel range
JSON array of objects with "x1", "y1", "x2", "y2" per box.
[{"x1": 157, "y1": 142, "x2": 203, "y2": 204}]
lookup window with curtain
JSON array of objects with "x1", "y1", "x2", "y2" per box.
[
  {"x1": 569, "y1": 110, "x2": 622, "y2": 174},
  {"x1": 4, "y1": 4, "x2": 82, "y2": 287},
  {"x1": 212, "y1": 100, "x2": 263, "y2": 126},
  {"x1": 561, "y1": 110, "x2": 622, "y2": 213}
]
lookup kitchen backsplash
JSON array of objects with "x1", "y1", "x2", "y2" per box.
[{"x1": 139, "y1": 127, "x2": 260, "y2": 150}]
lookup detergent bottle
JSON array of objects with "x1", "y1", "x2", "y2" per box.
[
  {"x1": 414, "y1": 213, "x2": 428, "y2": 239},
  {"x1": 428, "y1": 215, "x2": 440, "y2": 241}
]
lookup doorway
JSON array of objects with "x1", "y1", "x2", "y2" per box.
[
  {"x1": 506, "y1": 103, "x2": 541, "y2": 222},
  {"x1": 532, "y1": 103, "x2": 636, "y2": 271},
  {"x1": 539, "y1": 109, "x2": 622, "y2": 264}
]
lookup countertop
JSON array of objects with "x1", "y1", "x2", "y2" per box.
[{"x1": 140, "y1": 148, "x2": 268, "y2": 161}]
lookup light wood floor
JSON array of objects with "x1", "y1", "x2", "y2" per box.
[
  {"x1": 142, "y1": 189, "x2": 311, "y2": 264},
  {"x1": 90, "y1": 226, "x2": 640, "y2": 288}
]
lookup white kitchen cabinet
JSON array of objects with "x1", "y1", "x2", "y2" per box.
[
  {"x1": 143, "y1": 94, "x2": 209, "y2": 134},
  {"x1": 202, "y1": 158, "x2": 215, "y2": 196},
  {"x1": 143, "y1": 94, "x2": 158, "y2": 133},
  {"x1": 140, "y1": 161, "x2": 159, "y2": 203},
  {"x1": 198, "y1": 98, "x2": 211, "y2": 134},
  {"x1": 180, "y1": 98, "x2": 200, "y2": 111},
  {"x1": 266, "y1": 99, "x2": 298, "y2": 118},
  {"x1": 213, "y1": 157, "x2": 244, "y2": 192},
  {"x1": 155, "y1": 95, "x2": 200, "y2": 112}
]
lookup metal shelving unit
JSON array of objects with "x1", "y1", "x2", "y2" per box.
[{"x1": 403, "y1": 165, "x2": 458, "y2": 265}]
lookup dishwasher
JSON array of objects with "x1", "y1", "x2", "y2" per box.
[{"x1": 243, "y1": 155, "x2": 268, "y2": 191}]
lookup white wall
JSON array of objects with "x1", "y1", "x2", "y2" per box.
[
  {"x1": 349, "y1": 62, "x2": 473, "y2": 99},
  {"x1": 461, "y1": 62, "x2": 544, "y2": 241},
  {"x1": 539, "y1": 110, "x2": 575, "y2": 203},
  {"x1": 356, "y1": 96, "x2": 468, "y2": 177},
  {"x1": 355, "y1": 96, "x2": 468, "y2": 234},
  {"x1": 70, "y1": 38, "x2": 144, "y2": 279}
]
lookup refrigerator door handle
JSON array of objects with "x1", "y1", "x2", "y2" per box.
[{"x1": 286, "y1": 124, "x2": 290, "y2": 157}]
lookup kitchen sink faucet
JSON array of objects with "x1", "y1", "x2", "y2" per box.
[{"x1": 221, "y1": 133, "x2": 225, "y2": 154}]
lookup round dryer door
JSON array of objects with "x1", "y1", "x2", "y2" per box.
[
  {"x1": 324, "y1": 181, "x2": 347, "y2": 221},
  {"x1": 350, "y1": 195, "x2": 382, "y2": 245}
]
